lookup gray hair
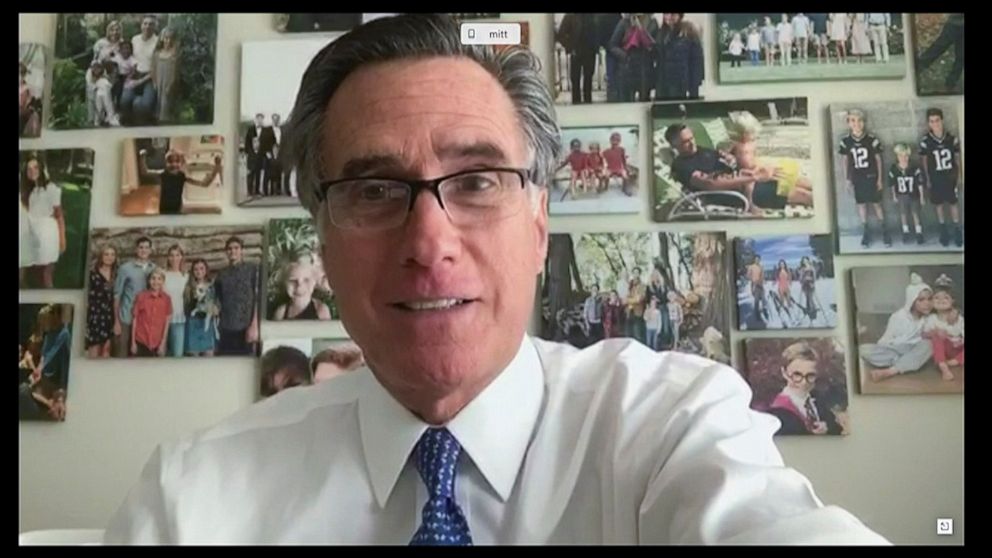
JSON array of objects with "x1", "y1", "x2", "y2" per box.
[{"x1": 283, "y1": 14, "x2": 561, "y2": 220}]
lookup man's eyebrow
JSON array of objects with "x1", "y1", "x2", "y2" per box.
[{"x1": 338, "y1": 142, "x2": 512, "y2": 179}]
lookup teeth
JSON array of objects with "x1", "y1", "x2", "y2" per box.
[{"x1": 401, "y1": 299, "x2": 465, "y2": 311}]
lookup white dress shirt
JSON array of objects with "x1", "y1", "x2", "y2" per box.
[{"x1": 104, "y1": 336, "x2": 888, "y2": 545}]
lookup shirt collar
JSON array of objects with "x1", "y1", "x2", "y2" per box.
[{"x1": 359, "y1": 334, "x2": 544, "y2": 508}]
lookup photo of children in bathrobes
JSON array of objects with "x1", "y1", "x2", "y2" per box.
[{"x1": 853, "y1": 265, "x2": 963, "y2": 394}]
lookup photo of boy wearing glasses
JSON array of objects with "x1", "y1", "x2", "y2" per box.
[{"x1": 745, "y1": 338, "x2": 849, "y2": 436}]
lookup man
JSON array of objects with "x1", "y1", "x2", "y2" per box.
[
  {"x1": 747, "y1": 255, "x2": 767, "y2": 326},
  {"x1": 113, "y1": 236, "x2": 154, "y2": 358},
  {"x1": 838, "y1": 109, "x2": 889, "y2": 248},
  {"x1": 213, "y1": 237, "x2": 259, "y2": 356},
  {"x1": 258, "y1": 115, "x2": 278, "y2": 196},
  {"x1": 583, "y1": 283, "x2": 604, "y2": 343},
  {"x1": 664, "y1": 123, "x2": 765, "y2": 210},
  {"x1": 919, "y1": 108, "x2": 963, "y2": 247},
  {"x1": 244, "y1": 113, "x2": 266, "y2": 198},
  {"x1": 866, "y1": 13, "x2": 891, "y2": 63},
  {"x1": 105, "y1": 15, "x2": 887, "y2": 545},
  {"x1": 792, "y1": 13, "x2": 810, "y2": 64},
  {"x1": 265, "y1": 113, "x2": 286, "y2": 196},
  {"x1": 556, "y1": 13, "x2": 599, "y2": 104},
  {"x1": 119, "y1": 15, "x2": 158, "y2": 126},
  {"x1": 624, "y1": 268, "x2": 647, "y2": 345}
]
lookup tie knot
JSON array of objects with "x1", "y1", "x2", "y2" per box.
[{"x1": 414, "y1": 428, "x2": 462, "y2": 499}]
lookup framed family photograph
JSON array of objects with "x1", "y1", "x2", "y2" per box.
[
  {"x1": 743, "y1": 337, "x2": 849, "y2": 436},
  {"x1": 553, "y1": 13, "x2": 705, "y2": 105},
  {"x1": 652, "y1": 97, "x2": 814, "y2": 222},
  {"x1": 853, "y1": 265, "x2": 964, "y2": 395},
  {"x1": 716, "y1": 13, "x2": 905, "y2": 84},
  {"x1": 19, "y1": 149, "x2": 94, "y2": 290},
  {"x1": 19, "y1": 43, "x2": 46, "y2": 138},
  {"x1": 20, "y1": 303, "x2": 74, "y2": 422},
  {"x1": 239, "y1": 38, "x2": 333, "y2": 206},
  {"x1": 913, "y1": 14, "x2": 964, "y2": 96},
  {"x1": 259, "y1": 338, "x2": 364, "y2": 398},
  {"x1": 829, "y1": 100, "x2": 963, "y2": 254},
  {"x1": 85, "y1": 226, "x2": 263, "y2": 359},
  {"x1": 265, "y1": 219, "x2": 336, "y2": 322},
  {"x1": 552, "y1": 126, "x2": 640, "y2": 215},
  {"x1": 119, "y1": 135, "x2": 224, "y2": 216},
  {"x1": 51, "y1": 13, "x2": 217, "y2": 129},
  {"x1": 734, "y1": 234, "x2": 837, "y2": 331},
  {"x1": 541, "y1": 232, "x2": 731, "y2": 364},
  {"x1": 274, "y1": 13, "x2": 362, "y2": 32}
]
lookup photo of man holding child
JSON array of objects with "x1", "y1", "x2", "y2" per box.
[
  {"x1": 85, "y1": 226, "x2": 263, "y2": 359},
  {"x1": 51, "y1": 13, "x2": 217, "y2": 130},
  {"x1": 652, "y1": 97, "x2": 814, "y2": 222}
]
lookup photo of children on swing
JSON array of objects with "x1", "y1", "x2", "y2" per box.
[
  {"x1": 734, "y1": 234, "x2": 837, "y2": 331},
  {"x1": 541, "y1": 232, "x2": 731, "y2": 364},
  {"x1": 652, "y1": 97, "x2": 814, "y2": 222},
  {"x1": 853, "y1": 265, "x2": 964, "y2": 395},
  {"x1": 743, "y1": 337, "x2": 850, "y2": 436},
  {"x1": 551, "y1": 126, "x2": 640, "y2": 215}
]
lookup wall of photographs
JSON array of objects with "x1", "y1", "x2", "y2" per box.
[{"x1": 18, "y1": 13, "x2": 963, "y2": 544}]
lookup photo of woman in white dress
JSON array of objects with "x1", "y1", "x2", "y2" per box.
[{"x1": 19, "y1": 155, "x2": 64, "y2": 289}]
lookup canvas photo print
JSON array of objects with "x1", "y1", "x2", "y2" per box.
[
  {"x1": 119, "y1": 135, "x2": 224, "y2": 216},
  {"x1": 19, "y1": 43, "x2": 46, "y2": 138},
  {"x1": 541, "y1": 232, "x2": 731, "y2": 363},
  {"x1": 19, "y1": 149, "x2": 94, "y2": 290},
  {"x1": 913, "y1": 14, "x2": 964, "y2": 96},
  {"x1": 552, "y1": 126, "x2": 640, "y2": 215},
  {"x1": 743, "y1": 337, "x2": 849, "y2": 436},
  {"x1": 716, "y1": 14, "x2": 905, "y2": 84},
  {"x1": 734, "y1": 234, "x2": 837, "y2": 331},
  {"x1": 239, "y1": 38, "x2": 334, "y2": 206},
  {"x1": 51, "y1": 14, "x2": 217, "y2": 129},
  {"x1": 853, "y1": 265, "x2": 964, "y2": 395},
  {"x1": 85, "y1": 226, "x2": 263, "y2": 359},
  {"x1": 274, "y1": 13, "x2": 362, "y2": 32},
  {"x1": 20, "y1": 303, "x2": 74, "y2": 422},
  {"x1": 652, "y1": 97, "x2": 814, "y2": 222},
  {"x1": 259, "y1": 338, "x2": 364, "y2": 398},
  {"x1": 266, "y1": 219, "x2": 336, "y2": 322},
  {"x1": 829, "y1": 100, "x2": 963, "y2": 254},
  {"x1": 553, "y1": 13, "x2": 705, "y2": 105}
]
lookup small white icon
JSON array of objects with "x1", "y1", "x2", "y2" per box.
[
  {"x1": 936, "y1": 518, "x2": 953, "y2": 536},
  {"x1": 468, "y1": 29, "x2": 475, "y2": 39}
]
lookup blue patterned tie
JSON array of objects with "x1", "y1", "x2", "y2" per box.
[{"x1": 409, "y1": 427, "x2": 473, "y2": 546}]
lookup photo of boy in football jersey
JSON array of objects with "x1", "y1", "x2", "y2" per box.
[
  {"x1": 919, "y1": 108, "x2": 963, "y2": 247},
  {"x1": 888, "y1": 143, "x2": 926, "y2": 246},
  {"x1": 838, "y1": 109, "x2": 889, "y2": 248},
  {"x1": 831, "y1": 100, "x2": 962, "y2": 254}
]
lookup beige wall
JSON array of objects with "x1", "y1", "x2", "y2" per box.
[{"x1": 18, "y1": 13, "x2": 963, "y2": 544}]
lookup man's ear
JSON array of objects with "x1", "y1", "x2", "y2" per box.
[{"x1": 532, "y1": 188, "x2": 549, "y2": 275}]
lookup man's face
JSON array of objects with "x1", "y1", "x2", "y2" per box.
[
  {"x1": 255, "y1": 115, "x2": 264, "y2": 127},
  {"x1": 928, "y1": 115, "x2": 944, "y2": 137},
  {"x1": 319, "y1": 56, "x2": 548, "y2": 400},
  {"x1": 226, "y1": 242, "x2": 243, "y2": 264},
  {"x1": 783, "y1": 358, "x2": 817, "y2": 394},
  {"x1": 272, "y1": 114, "x2": 281, "y2": 126},
  {"x1": 141, "y1": 17, "x2": 156, "y2": 36},
  {"x1": 136, "y1": 242, "x2": 151, "y2": 261},
  {"x1": 591, "y1": 286, "x2": 599, "y2": 297},
  {"x1": 674, "y1": 128, "x2": 696, "y2": 156}
]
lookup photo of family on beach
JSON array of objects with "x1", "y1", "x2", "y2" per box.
[{"x1": 853, "y1": 265, "x2": 964, "y2": 395}]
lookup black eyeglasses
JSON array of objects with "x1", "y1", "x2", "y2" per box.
[
  {"x1": 788, "y1": 371, "x2": 818, "y2": 384},
  {"x1": 316, "y1": 167, "x2": 530, "y2": 231}
]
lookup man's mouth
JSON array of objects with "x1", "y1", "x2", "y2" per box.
[{"x1": 392, "y1": 298, "x2": 474, "y2": 312}]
